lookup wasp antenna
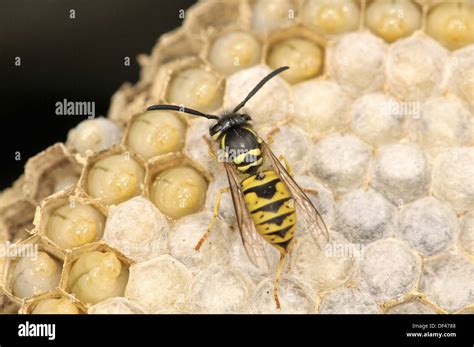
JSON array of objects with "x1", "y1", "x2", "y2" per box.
[
  {"x1": 147, "y1": 104, "x2": 219, "y2": 120},
  {"x1": 232, "y1": 66, "x2": 289, "y2": 113}
]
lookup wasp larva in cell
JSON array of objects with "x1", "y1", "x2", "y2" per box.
[
  {"x1": 86, "y1": 154, "x2": 145, "y2": 205},
  {"x1": 12, "y1": 252, "x2": 61, "y2": 298},
  {"x1": 167, "y1": 68, "x2": 224, "y2": 113},
  {"x1": 46, "y1": 203, "x2": 105, "y2": 249},
  {"x1": 126, "y1": 110, "x2": 186, "y2": 160},
  {"x1": 68, "y1": 251, "x2": 128, "y2": 305},
  {"x1": 67, "y1": 118, "x2": 122, "y2": 156},
  {"x1": 150, "y1": 165, "x2": 208, "y2": 220},
  {"x1": 252, "y1": 0, "x2": 295, "y2": 34},
  {"x1": 31, "y1": 298, "x2": 81, "y2": 314},
  {"x1": 426, "y1": 2, "x2": 474, "y2": 50},
  {"x1": 302, "y1": 0, "x2": 360, "y2": 35},
  {"x1": 208, "y1": 31, "x2": 261, "y2": 75},
  {"x1": 267, "y1": 38, "x2": 323, "y2": 84},
  {"x1": 365, "y1": 0, "x2": 421, "y2": 42}
]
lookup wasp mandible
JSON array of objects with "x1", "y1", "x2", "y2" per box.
[{"x1": 147, "y1": 66, "x2": 329, "y2": 309}]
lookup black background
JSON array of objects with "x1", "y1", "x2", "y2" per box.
[
  {"x1": 0, "y1": 313, "x2": 472, "y2": 346},
  {"x1": 0, "y1": 0, "x2": 195, "y2": 190}
]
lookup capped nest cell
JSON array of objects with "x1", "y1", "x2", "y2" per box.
[{"x1": 1, "y1": 0, "x2": 474, "y2": 314}]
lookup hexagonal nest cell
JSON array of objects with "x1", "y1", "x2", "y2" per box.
[{"x1": 1, "y1": 0, "x2": 474, "y2": 314}]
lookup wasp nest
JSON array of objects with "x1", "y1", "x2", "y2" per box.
[{"x1": 1, "y1": 0, "x2": 473, "y2": 314}]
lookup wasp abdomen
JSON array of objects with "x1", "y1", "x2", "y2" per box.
[{"x1": 242, "y1": 170, "x2": 297, "y2": 253}]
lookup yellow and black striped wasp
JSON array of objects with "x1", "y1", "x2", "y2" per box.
[{"x1": 147, "y1": 66, "x2": 329, "y2": 309}]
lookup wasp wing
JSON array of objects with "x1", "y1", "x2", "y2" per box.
[
  {"x1": 224, "y1": 162, "x2": 272, "y2": 272},
  {"x1": 261, "y1": 141, "x2": 330, "y2": 249}
]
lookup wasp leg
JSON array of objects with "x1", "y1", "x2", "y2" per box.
[
  {"x1": 195, "y1": 187, "x2": 230, "y2": 251},
  {"x1": 277, "y1": 154, "x2": 294, "y2": 177},
  {"x1": 266, "y1": 127, "x2": 280, "y2": 146},
  {"x1": 273, "y1": 252, "x2": 287, "y2": 310}
]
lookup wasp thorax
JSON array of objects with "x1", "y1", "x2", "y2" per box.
[
  {"x1": 68, "y1": 251, "x2": 128, "y2": 305},
  {"x1": 127, "y1": 111, "x2": 186, "y2": 160},
  {"x1": 86, "y1": 154, "x2": 145, "y2": 205},
  {"x1": 365, "y1": 0, "x2": 421, "y2": 42},
  {"x1": 31, "y1": 298, "x2": 81, "y2": 314},
  {"x1": 208, "y1": 31, "x2": 261, "y2": 75},
  {"x1": 426, "y1": 2, "x2": 474, "y2": 50},
  {"x1": 12, "y1": 252, "x2": 61, "y2": 298},
  {"x1": 267, "y1": 38, "x2": 323, "y2": 84},
  {"x1": 46, "y1": 203, "x2": 105, "y2": 249},
  {"x1": 150, "y1": 165, "x2": 208, "y2": 219},
  {"x1": 302, "y1": 0, "x2": 360, "y2": 35},
  {"x1": 167, "y1": 68, "x2": 223, "y2": 113},
  {"x1": 252, "y1": 0, "x2": 295, "y2": 34}
]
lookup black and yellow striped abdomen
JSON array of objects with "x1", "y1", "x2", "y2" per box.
[{"x1": 241, "y1": 170, "x2": 297, "y2": 253}]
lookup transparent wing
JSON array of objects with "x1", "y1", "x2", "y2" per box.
[
  {"x1": 261, "y1": 142, "x2": 330, "y2": 249},
  {"x1": 224, "y1": 163, "x2": 272, "y2": 271}
]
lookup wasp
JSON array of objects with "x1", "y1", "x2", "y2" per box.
[{"x1": 147, "y1": 66, "x2": 329, "y2": 309}]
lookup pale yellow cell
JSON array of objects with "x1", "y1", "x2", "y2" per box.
[
  {"x1": 267, "y1": 38, "x2": 323, "y2": 83},
  {"x1": 46, "y1": 203, "x2": 105, "y2": 249},
  {"x1": 86, "y1": 155, "x2": 145, "y2": 205},
  {"x1": 68, "y1": 251, "x2": 128, "y2": 305},
  {"x1": 366, "y1": 0, "x2": 422, "y2": 42},
  {"x1": 150, "y1": 165, "x2": 208, "y2": 219},
  {"x1": 252, "y1": 0, "x2": 295, "y2": 33},
  {"x1": 303, "y1": 0, "x2": 360, "y2": 35},
  {"x1": 12, "y1": 252, "x2": 61, "y2": 298},
  {"x1": 167, "y1": 68, "x2": 223, "y2": 113},
  {"x1": 32, "y1": 298, "x2": 80, "y2": 314},
  {"x1": 209, "y1": 32, "x2": 261, "y2": 74},
  {"x1": 127, "y1": 111, "x2": 186, "y2": 160},
  {"x1": 427, "y1": 2, "x2": 474, "y2": 50}
]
